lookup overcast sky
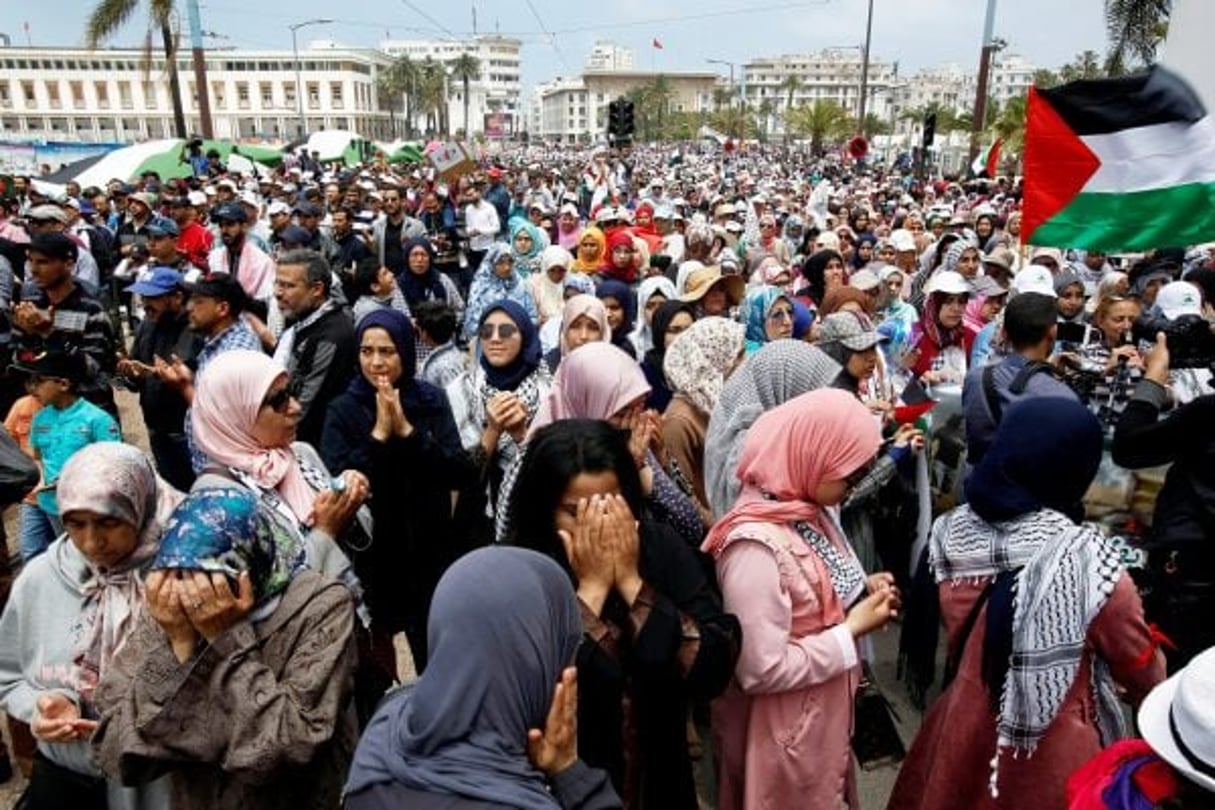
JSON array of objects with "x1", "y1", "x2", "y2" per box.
[{"x1": 9, "y1": 0, "x2": 1110, "y2": 88}]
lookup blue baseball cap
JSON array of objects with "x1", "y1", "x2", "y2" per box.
[
  {"x1": 126, "y1": 266, "x2": 184, "y2": 297},
  {"x1": 146, "y1": 217, "x2": 180, "y2": 238}
]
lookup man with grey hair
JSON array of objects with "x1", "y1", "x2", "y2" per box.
[{"x1": 272, "y1": 249, "x2": 356, "y2": 445}]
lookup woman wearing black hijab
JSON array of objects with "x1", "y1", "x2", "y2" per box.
[
  {"x1": 640, "y1": 300, "x2": 695, "y2": 412},
  {"x1": 321, "y1": 308, "x2": 477, "y2": 673},
  {"x1": 399, "y1": 236, "x2": 465, "y2": 316}
]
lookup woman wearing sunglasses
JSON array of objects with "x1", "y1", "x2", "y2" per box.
[
  {"x1": 703, "y1": 388, "x2": 900, "y2": 810},
  {"x1": 447, "y1": 300, "x2": 552, "y2": 536},
  {"x1": 187, "y1": 349, "x2": 368, "y2": 624}
]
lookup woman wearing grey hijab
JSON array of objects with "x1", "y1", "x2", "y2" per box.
[
  {"x1": 345, "y1": 547, "x2": 620, "y2": 810},
  {"x1": 703, "y1": 341, "x2": 842, "y2": 520}
]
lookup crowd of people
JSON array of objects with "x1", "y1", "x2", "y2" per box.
[{"x1": 0, "y1": 138, "x2": 1211, "y2": 809}]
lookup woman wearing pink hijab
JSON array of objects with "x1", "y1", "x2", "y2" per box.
[
  {"x1": 190, "y1": 350, "x2": 369, "y2": 615},
  {"x1": 494, "y1": 341, "x2": 702, "y2": 548},
  {"x1": 702, "y1": 388, "x2": 902, "y2": 810}
]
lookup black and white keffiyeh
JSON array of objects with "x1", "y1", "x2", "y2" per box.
[
  {"x1": 930, "y1": 505, "x2": 1125, "y2": 758},
  {"x1": 791, "y1": 519, "x2": 867, "y2": 608}
]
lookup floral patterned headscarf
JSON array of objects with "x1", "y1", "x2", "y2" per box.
[
  {"x1": 153, "y1": 488, "x2": 306, "y2": 608},
  {"x1": 663, "y1": 316, "x2": 746, "y2": 415}
]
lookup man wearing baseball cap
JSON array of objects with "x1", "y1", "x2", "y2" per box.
[
  {"x1": 119, "y1": 267, "x2": 201, "y2": 489},
  {"x1": 207, "y1": 201, "x2": 275, "y2": 307},
  {"x1": 169, "y1": 195, "x2": 213, "y2": 272},
  {"x1": 14, "y1": 232, "x2": 118, "y2": 415},
  {"x1": 24, "y1": 204, "x2": 102, "y2": 291}
]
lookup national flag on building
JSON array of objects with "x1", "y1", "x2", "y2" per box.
[
  {"x1": 971, "y1": 138, "x2": 1002, "y2": 179},
  {"x1": 652, "y1": 38, "x2": 664, "y2": 50},
  {"x1": 1023, "y1": 65, "x2": 1215, "y2": 251}
]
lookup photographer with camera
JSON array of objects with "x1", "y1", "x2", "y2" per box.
[
  {"x1": 1136, "y1": 281, "x2": 1215, "y2": 405},
  {"x1": 1113, "y1": 328, "x2": 1215, "y2": 671}
]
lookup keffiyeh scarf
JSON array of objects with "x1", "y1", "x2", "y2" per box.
[{"x1": 930, "y1": 506, "x2": 1126, "y2": 760}]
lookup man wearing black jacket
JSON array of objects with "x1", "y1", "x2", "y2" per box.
[
  {"x1": 118, "y1": 267, "x2": 202, "y2": 490},
  {"x1": 1113, "y1": 332, "x2": 1215, "y2": 670},
  {"x1": 273, "y1": 249, "x2": 356, "y2": 446}
]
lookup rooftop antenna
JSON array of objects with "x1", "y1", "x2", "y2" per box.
[{"x1": 472, "y1": 3, "x2": 477, "y2": 35}]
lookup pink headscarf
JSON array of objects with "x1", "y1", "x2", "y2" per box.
[
  {"x1": 702, "y1": 388, "x2": 881, "y2": 557},
  {"x1": 558, "y1": 294, "x2": 611, "y2": 356},
  {"x1": 529, "y1": 342, "x2": 650, "y2": 438},
  {"x1": 191, "y1": 349, "x2": 317, "y2": 525}
]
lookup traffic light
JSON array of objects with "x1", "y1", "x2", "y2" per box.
[
  {"x1": 922, "y1": 112, "x2": 936, "y2": 148},
  {"x1": 607, "y1": 98, "x2": 635, "y2": 146}
]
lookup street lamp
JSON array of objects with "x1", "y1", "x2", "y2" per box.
[
  {"x1": 707, "y1": 58, "x2": 741, "y2": 139},
  {"x1": 289, "y1": 18, "x2": 333, "y2": 138}
]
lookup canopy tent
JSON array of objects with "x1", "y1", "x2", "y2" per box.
[
  {"x1": 68, "y1": 139, "x2": 283, "y2": 188},
  {"x1": 290, "y1": 130, "x2": 373, "y2": 166},
  {"x1": 373, "y1": 139, "x2": 425, "y2": 165}
]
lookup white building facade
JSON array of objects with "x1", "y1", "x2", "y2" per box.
[
  {"x1": 0, "y1": 42, "x2": 393, "y2": 142},
  {"x1": 380, "y1": 35, "x2": 522, "y2": 136},
  {"x1": 741, "y1": 50, "x2": 898, "y2": 132},
  {"x1": 585, "y1": 42, "x2": 635, "y2": 72}
]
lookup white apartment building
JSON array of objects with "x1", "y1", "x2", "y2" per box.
[
  {"x1": 989, "y1": 53, "x2": 1036, "y2": 105},
  {"x1": 531, "y1": 78, "x2": 589, "y2": 143},
  {"x1": 0, "y1": 42, "x2": 393, "y2": 142},
  {"x1": 380, "y1": 35, "x2": 522, "y2": 136},
  {"x1": 585, "y1": 42, "x2": 635, "y2": 72},
  {"x1": 741, "y1": 49, "x2": 898, "y2": 132}
]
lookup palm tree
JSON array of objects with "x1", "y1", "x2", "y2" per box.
[
  {"x1": 86, "y1": 0, "x2": 187, "y2": 138},
  {"x1": 711, "y1": 87, "x2": 732, "y2": 113},
  {"x1": 376, "y1": 57, "x2": 411, "y2": 138},
  {"x1": 449, "y1": 52, "x2": 481, "y2": 139},
  {"x1": 778, "y1": 75, "x2": 804, "y2": 111},
  {"x1": 416, "y1": 58, "x2": 447, "y2": 136},
  {"x1": 988, "y1": 94, "x2": 1028, "y2": 171},
  {"x1": 1104, "y1": 0, "x2": 1171, "y2": 74},
  {"x1": 757, "y1": 97, "x2": 776, "y2": 142},
  {"x1": 1060, "y1": 50, "x2": 1105, "y2": 82},
  {"x1": 787, "y1": 100, "x2": 849, "y2": 154}
]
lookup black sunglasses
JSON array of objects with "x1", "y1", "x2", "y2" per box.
[
  {"x1": 261, "y1": 385, "x2": 295, "y2": 413},
  {"x1": 479, "y1": 322, "x2": 519, "y2": 341}
]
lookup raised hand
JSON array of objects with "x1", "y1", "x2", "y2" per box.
[
  {"x1": 845, "y1": 587, "x2": 902, "y2": 638},
  {"x1": 527, "y1": 667, "x2": 579, "y2": 777}
]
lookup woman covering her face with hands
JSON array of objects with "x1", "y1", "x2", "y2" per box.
[
  {"x1": 0, "y1": 443, "x2": 180, "y2": 810},
  {"x1": 321, "y1": 309, "x2": 478, "y2": 675},
  {"x1": 91, "y1": 484, "x2": 359, "y2": 810},
  {"x1": 703, "y1": 388, "x2": 901, "y2": 810},
  {"x1": 508, "y1": 420, "x2": 740, "y2": 810}
]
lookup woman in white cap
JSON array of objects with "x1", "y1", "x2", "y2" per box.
[{"x1": 906, "y1": 271, "x2": 976, "y2": 384}]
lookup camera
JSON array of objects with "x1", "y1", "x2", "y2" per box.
[{"x1": 1132, "y1": 313, "x2": 1215, "y2": 369}]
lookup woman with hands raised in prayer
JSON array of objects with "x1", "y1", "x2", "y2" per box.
[
  {"x1": 322, "y1": 309, "x2": 477, "y2": 675},
  {"x1": 509, "y1": 419, "x2": 740, "y2": 810}
]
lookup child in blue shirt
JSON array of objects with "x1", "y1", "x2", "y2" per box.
[{"x1": 15, "y1": 349, "x2": 121, "y2": 560}]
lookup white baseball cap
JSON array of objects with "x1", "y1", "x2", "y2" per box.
[
  {"x1": 1155, "y1": 280, "x2": 1203, "y2": 320},
  {"x1": 923, "y1": 270, "x2": 972, "y2": 296},
  {"x1": 267, "y1": 200, "x2": 291, "y2": 217},
  {"x1": 1012, "y1": 266, "x2": 1057, "y2": 298},
  {"x1": 889, "y1": 229, "x2": 916, "y2": 253}
]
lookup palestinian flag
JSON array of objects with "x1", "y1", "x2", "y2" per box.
[
  {"x1": 1023, "y1": 65, "x2": 1215, "y2": 251},
  {"x1": 971, "y1": 138, "x2": 1002, "y2": 179}
]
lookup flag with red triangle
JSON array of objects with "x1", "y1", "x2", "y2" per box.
[
  {"x1": 971, "y1": 138, "x2": 1002, "y2": 179},
  {"x1": 1023, "y1": 65, "x2": 1215, "y2": 251}
]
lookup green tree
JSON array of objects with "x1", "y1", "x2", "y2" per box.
[
  {"x1": 85, "y1": 0, "x2": 187, "y2": 138},
  {"x1": 416, "y1": 58, "x2": 447, "y2": 136},
  {"x1": 711, "y1": 87, "x2": 732, "y2": 113},
  {"x1": 377, "y1": 55, "x2": 416, "y2": 138},
  {"x1": 778, "y1": 75, "x2": 804, "y2": 111},
  {"x1": 859, "y1": 112, "x2": 891, "y2": 137},
  {"x1": 1105, "y1": 0, "x2": 1171, "y2": 74},
  {"x1": 1060, "y1": 50, "x2": 1105, "y2": 82},
  {"x1": 787, "y1": 100, "x2": 850, "y2": 154},
  {"x1": 1032, "y1": 68, "x2": 1062, "y2": 89},
  {"x1": 757, "y1": 97, "x2": 776, "y2": 142},
  {"x1": 988, "y1": 94, "x2": 1028, "y2": 171},
  {"x1": 449, "y1": 52, "x2": 481, "y2": 139}
]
